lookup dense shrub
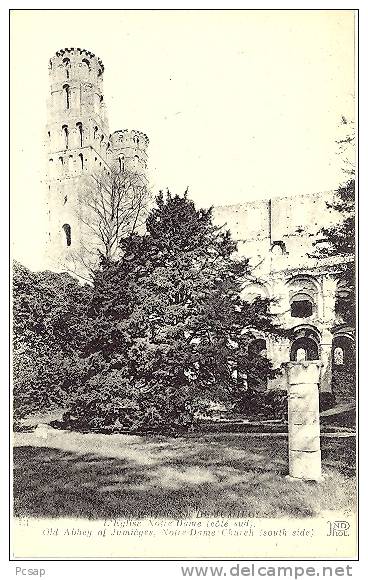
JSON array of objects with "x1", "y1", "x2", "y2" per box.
[
  {"x1": 12, "y1": 261, "x2": 91, "y2": 426},
  {"x1": 233, "y1": 387, "x2": 288, "y2": 420}
]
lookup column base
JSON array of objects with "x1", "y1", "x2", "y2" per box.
[{"x1": 285, "y1": 474, "x2": 327, "y2": 483}]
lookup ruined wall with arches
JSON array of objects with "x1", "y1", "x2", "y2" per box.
[{"x1": 213, "y1": 197, "x2": 355, "y2": 399}]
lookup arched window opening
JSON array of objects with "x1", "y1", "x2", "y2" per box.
[
  {"x1": 133, "y1": 135, "x2": 139, "y2": 146},
  {"x1": 79, "y1": 153, "x2": 84, "y2": 170},
  {"x1": 290, "y1": 337, "x2": 319, "y2": 361},
  {"x1": 334, "y1": 347, "x2": 344, "y2": 366},
  {"x1": 119, "y1": 156, "x2": 125, "y2": 172},
  {"x1": 97, "y1": 68, "x2": 102, "y2": 77},
  {"x1": 62, "y1": 125, "x2": 69, "y2": 149},
  {"x1": 100, "y1": 95, "x2": 103, "y2": 103},
  {"x1": 63, "y1": 84, "x2": 70, "y2": 109},
  {"x1": 76, "y1": 122, "x2": 83, "y2": 147},
  {"x1": 82, "y1": 58, "x2": 90, "y2": 70},
  {"x1": 100, "y1": 134, "x2": 104, "y2": 145},
  {"x1": 335, "y1": 279, "x2": 353, "y2": 320},
  {"x1": 59, "y1": 156, "x2": 64, "y2": 168},
  {"x1": 94, "y1": 126, "x2": 98, "y2": 139},
  {"x1": 47, "y1": 131, "x2": 51, "y2": 140},
  {"x1": 63, "y1": 58, "x2": 70, "y2": 78},
  {"x1": 271, "y1": 241, "x2": 286, "y2": 256},
  {"x1": 332, "y1": 335, "x2": 354, "y2": 369},
  {"x1": 296, "y1": 348, "x2": 307, "y2": 362},
  {"x1": 63, "y1": 195, "x2": 68, "y2": 205},
  {"x1": 291, "y1": 292, "x2": 314, "y2": 318},
  {"x1": 62, "y1": 224, "x2": 71, "y2": 247}
]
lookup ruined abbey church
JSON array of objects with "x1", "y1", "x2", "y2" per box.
[{"x1": 46, "y1": 48, "x2": 354, "y2": 401}]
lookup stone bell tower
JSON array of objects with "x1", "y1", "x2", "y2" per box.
[
  {"x1": 46, "y1": 47, "x2": 149, "y2": 276},
  {"x1": 46, "y1": 48, "x2": 111, "y2": 273}
]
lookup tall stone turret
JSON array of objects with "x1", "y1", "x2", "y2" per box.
[
  {"x1": 45, "y1": 48, "x2": 149, "y2": 275},
  {"x1": 110, "y1": 129, "x2": 149, "y2": 180},
  {"x1": 46, "y1": 48, "x2": 111, "y2": 272}
]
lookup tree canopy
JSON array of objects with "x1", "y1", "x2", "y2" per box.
[{"x1": 65, "y1": 192, "x2": 286, "y2": 432}]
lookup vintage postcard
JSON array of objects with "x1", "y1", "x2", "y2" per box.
[{"x1": 10, "y1": 9, "x2": 357, "y2": 560}]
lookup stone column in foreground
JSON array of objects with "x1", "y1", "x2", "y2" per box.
[{"x1": 286, "y1": 361, "x2": 322, "y2": 481}]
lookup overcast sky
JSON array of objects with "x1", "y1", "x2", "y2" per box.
[{"x1": 11, "y1": 9, "x2": 355, "y2": 270}]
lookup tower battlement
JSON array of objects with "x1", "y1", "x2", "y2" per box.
[
  {"x1": 110, "y1": 130, "x2": 149, "y2": 174},
  {"x1": 49, "y1": 48, "x2": 105, "y2": 86},
  {"x1": 110, "y1": 129, "x2": 149, "y2": 149}
]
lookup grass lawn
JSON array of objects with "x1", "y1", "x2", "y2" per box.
[{"x1": 13, "y1": 430, "x2": 356, "y2": 520}]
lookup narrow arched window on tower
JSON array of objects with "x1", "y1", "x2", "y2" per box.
[
  {"x1": 62, "y1": 125, "x2": 69, "y2": 149},
  {"x1": 79, "y1": 153, "x2": 84, "y2": 171},
  {"x1": 119, "y1": 156, "x2": 125, "y2": 172},
  {"x1": 63, "y1": 84, "x2": 70, "y2": 109},
  {"x1": 94, "y1": 126, "x2": 98, "y2": 139},
  {"x1": 82, "y1": 58, "x2": 90, "y2": 71},
  {"x1": 62, "y1": 58, "x2": 70, "y2": 79},
  {"x1": 59, "y1": 156, "x2": 64, "y2": 169},
  {"x1": 62, "y1": 224, "x2": 71, "y2": 247},
  {"x1": 76, "y1": 122, "x2": 83, "y2": 147}
]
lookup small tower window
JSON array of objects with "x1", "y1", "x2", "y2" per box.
[
  {"x1": 76, "y1": 122, "x2": 83, "y2": 147},
  {"x1": 133, "y1": 135, "x2": 139, "y2": 146},
  {"x1": 62, "y1": 58, "x2": 70, "y2": 79},
  {"x1": 119, "y1": 156, "x2": 125, "y2": 172},
  {"x1": 59, "y1": 156, "x2": 64, "y2": 168},
  {"x1": 82, "y1": 58, "x2": 90, "y2": 70},
  {"x1": 63, "y1": 84, "x2": 71, "y2": 109},
  {"x1": 79, "y1": 153, "x2": 84, "y2": 170},
  {"x1": 62, "y1": 224, "x2": 71, "y2": 247},
  {"x1": 94, "y1": 126, "x2": 98, "y2": 139},
  {"x1": 62, "y1": 125, "x2": 69, "y2": 149}
]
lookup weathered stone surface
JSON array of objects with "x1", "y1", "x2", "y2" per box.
[
  {"x1": 289, "y1": 450, "x2": 322, "y2": 481},
  {"x1": 286, "y1": 361, "x2": 322, "y2": 481},
  {"x1": 288, "y1": 423, "x2": 320, "y2": 452}
]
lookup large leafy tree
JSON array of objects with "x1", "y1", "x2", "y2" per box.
[
  {"x1": 66, "y1": 192, "x2": 286, "y2": 433},
  {"x1": 12, "y1": 261, "x2": 91, "y2": 424}
]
